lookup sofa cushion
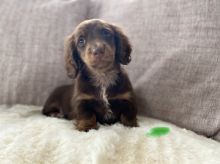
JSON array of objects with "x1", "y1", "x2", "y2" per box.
[
  {"x1": 90, "y1": 0, "x2": 220, "y2": 139},
  {"x1": 0, "y1": 0, "x2": 88, "y2": 105}
]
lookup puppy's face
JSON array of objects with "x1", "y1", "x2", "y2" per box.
[
  {"x1": 75, "y1": 20, "x2": 116, "y2": 70},
  {"x1": 65, "y1": 19, "x2": 132, "y2": 78}
]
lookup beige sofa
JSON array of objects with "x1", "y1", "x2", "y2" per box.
[{"x1": 0, "y1": 0, "x2": 220, "y2": 163}]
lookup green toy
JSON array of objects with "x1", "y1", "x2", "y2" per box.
[{"x1": 146, "y1": 127, "x2": 170, "y2": 137}]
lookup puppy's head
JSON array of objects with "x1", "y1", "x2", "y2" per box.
[{"x1": 65, "y1": 19, "x2": 132, "y2": 78}]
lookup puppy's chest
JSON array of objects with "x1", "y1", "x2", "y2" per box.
[
  {"x1": 98, "y1": 86, "x2": 118, "y2": 123},
  {"x1": 93, "y1": 72, "x2": 118, "y2": 106},
  {"x1": 98, "y1": 86, "x2": 122, "y2": 108},
  {"x1": 99, "y1": 86, "x2": 110, "y2": 107}
]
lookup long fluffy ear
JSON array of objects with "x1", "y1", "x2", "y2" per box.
[
  {"x1": 112, "y1": 25, "x2": 132, "y2": 65},
  {"x1": 64, "y1": 34, "x2": 79, "y2": 78}
]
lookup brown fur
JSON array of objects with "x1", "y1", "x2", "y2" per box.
[{"x1": 42, "y1": 19, "x2": 137, "y2": 131}]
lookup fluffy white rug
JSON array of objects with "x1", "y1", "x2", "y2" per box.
[{"x1": 0, "y1": 105, "x2": 219, "y2": 164}]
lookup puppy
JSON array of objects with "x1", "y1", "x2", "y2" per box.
[{"x1": 42, "y1": 19, "x2": 138, "y2": 131}]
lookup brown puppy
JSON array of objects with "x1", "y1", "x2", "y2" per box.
[{"x1": 42, "y1": 19, "x2": 138, "y2": 131}]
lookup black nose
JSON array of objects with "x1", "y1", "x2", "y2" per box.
[{"x1": 91, "y1": 43, "x2": 105, "y2": 56}]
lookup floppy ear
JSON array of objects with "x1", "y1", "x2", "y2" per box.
[
  {"x1": 112, "y1": 25, "x2": 132, "y2": 65},
  {"x1": 64, "y1": 34, "x2": 79, "y2": 79}
]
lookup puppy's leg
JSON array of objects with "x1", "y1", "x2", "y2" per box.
[
  {"x1": 75, "y1": 99, "x2": 98, "y2": 131},
  {"x1": 42, "y1": 85, "x2": 72, "y2": 118},
  {"x1": 42, "y1": 103, "x2": 64, "y2": 118},
  {"x1": 109, "y1": 99, "x2": 138, "y2": 127}
]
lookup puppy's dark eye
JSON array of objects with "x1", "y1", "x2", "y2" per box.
[
  {"x1": 101, "y1": 29, "x2": 112, "y2": 37},
  {"x1": 77, "y1": 36, "x2": 86, "y2": 47}
]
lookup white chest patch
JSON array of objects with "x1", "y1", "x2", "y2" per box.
[
  {"x1": 100, "y1": 87, "x2": 109, "y2": 108},
  {"x1": 100, "y1": 86, "x2": 116, "y2": 121}
]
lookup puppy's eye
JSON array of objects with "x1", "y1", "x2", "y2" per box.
[
  {"x1": 77, "y1": 37, "x2": 86, "y2": 47},
  {"x1": 102, "y1": 29, "x2": 112, "y2": 37}
]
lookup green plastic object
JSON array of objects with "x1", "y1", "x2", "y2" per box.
[{"x1": 146, "y1": 127, "x2": 170, "y2": 137}]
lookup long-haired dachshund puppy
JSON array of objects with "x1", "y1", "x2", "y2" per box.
[{"x1": 42, "y1": 19, "x2": 138, "y2": 131}]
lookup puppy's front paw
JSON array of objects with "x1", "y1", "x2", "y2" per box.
[
  {"x1": 120, "y1": 114, "x2": 138, "y2": 127},
  {"x1": 75, "y1": 115, "x2": 98, "y2": 132}
]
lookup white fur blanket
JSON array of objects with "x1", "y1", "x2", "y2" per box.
[{"x1": 0, "y1": 105, "x2": 219, "y2": 164}]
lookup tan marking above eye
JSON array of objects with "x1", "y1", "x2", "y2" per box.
[{"x1": 109, "y1": 92, "x2": 132, "y2": 100}]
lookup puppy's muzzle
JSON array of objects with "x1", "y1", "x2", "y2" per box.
[{"x1": 90, "y1": 42, "x2": 105, "y2": 57}]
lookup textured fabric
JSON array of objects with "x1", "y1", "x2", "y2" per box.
[
  {"x1": 90, "y1": 0, "x2": 220, "y2": 138},
  {"x1": 0, "y1": 105, "x2": 220, "y2": 164},
  {"x1": 0, "y1": 0, "x2": 88, "y2": 105}
]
